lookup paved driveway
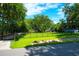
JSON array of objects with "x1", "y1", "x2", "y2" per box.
[
  {"x1": 0, "y1": 40, "x2": 26, "y2": 56},
  {"x1": 25, "y1": 42, "x2": 79, "y2": 56},
  {"x1": 0, "y1": 41, "x2": 11, "y2": 50},
  {"x1": 0, "y1": 42, "x2": 79, "y2": 56},
  {"x1": 0, "y1": 48, "x2": 26, "y2": 56}
]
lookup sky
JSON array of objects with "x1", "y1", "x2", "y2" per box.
[{"x1": 24, "y1": 3, "x2": 65, "y2": 23}]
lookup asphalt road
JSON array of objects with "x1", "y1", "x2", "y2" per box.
[{"x1": 0, "y1": 43, "x2": 79, "y2": 56}]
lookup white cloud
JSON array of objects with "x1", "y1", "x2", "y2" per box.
[
  {"x1": 51, "y1": 17, "x2": 59, "y2": 24},
  {"x1": 51, "y1": 6, "x2": 65, "y2": 24},
  {"x1": 24, "y1": 3, "x2": 60, "y2": 16},
  {"x1": 24, "y1": 4, "x2": 41, "y2": 16},
  {"x1": 24, "y1": 3, "x2": 65, "y2": 23},
  {"x1": 57, "y1": 6, "x2": 64, "y2": 19}
]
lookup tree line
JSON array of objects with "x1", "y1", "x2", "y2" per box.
[{"x1": 25, "y1": 3, "x2": 79, "y2": 33}]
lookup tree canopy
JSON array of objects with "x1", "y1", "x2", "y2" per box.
[
  {"x1": 24, "y1": 14, "x2": 54, "y2": 33},
  {"x1": 0, "y1": 3, "x2": 27, "y2": 39},
  {"x1": 63, "y1": 3, "x2": 79, "y2": 29}
]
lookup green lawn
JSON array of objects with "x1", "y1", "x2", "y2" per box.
[{"x1": 11, "y1": 32, "x2": 79, "y2": 48}]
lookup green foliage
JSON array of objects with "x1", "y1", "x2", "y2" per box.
[
  {"x1": 0, "y1": 3, "x2": 27, "y2": 36},
  {"x1": 30, "y1": 14, "x2": 53, "y2": 32},
  {"x1": 20, "y1": 22, "x2": 29, "y2": 32},
  {"x1": 24, "y1": 18, "x2": 34, "y2": 32},
  {"x1": 54, "y1": 19, "x2": 66, "y2": 32},
  {"x1": 63, "y1": 3, "x2": 79, "y2": 29}
]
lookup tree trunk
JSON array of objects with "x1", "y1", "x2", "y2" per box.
[{"x1": 1, "y1": 31, "x2": 3, "y2": 40}]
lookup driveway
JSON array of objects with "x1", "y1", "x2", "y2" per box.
[
  {"x1": 0, "y1": 40, "x2": 27, "y2": 56},
  {"x1": 0, "y1": 41, "x2": 11, "y2": 50},
  {"x1": 0, "y1": 42, "x2": 79, "y2": 56},
  {"x1": 25, "y1": 42, "x2": 79, "y2": 56},
  {"x1": 0, "y1": 48, "x2": 26, "y2": 56}
]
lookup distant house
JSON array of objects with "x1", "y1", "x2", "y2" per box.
[{"x1": 64, "y1": 29, "x2": 79, "y2": 33}]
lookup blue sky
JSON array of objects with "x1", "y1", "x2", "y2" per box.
[{"x1": 24, "y1": 3, "x2": 65, "y2": 23}]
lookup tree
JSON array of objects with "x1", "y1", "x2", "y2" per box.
[
  {"x1": 63, "y1": 3, "x2": 79, "y2": 29},
  {"x1": 0, "y1": 3, "x2": 27, "y2": 40},
  {"x1": 31, "y1": 14, "x2": 53, "y2": 32},
  {"x1": 24, "y1": 18, "x2": 34, "y2": 32},
  {"x1": 54, "y1": 19, "x2": 66, "y2": 32},
  {"x1": 58, "y1": 19, "x2": 67, "y2": 32}
]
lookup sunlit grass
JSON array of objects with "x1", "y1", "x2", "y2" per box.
[{"x1": 11, "y1": 32, "x2": 79, "y2": 48}]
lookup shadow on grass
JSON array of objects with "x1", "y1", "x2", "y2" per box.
[
  {"x1": 14, "y1": 33, "x2": 26, "y2": 41},
  {"x1": 54, "y1": 33, "x2": 79, "y2": 38}
]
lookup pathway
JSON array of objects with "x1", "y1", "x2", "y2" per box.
[{"x1": 0, "y1": 41, "x2": 11, "y2": 50}]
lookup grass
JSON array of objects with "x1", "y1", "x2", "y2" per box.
[{"x1": 10, "y1": 32, "x2": 79, "y2": 48}]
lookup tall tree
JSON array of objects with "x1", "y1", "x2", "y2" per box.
[
  {"x1": 31, "y1": 14, "x2": 53, "y2": 32},
  {"x1": 0, "y1": 3, "x2": 27, "y2": 40},
  {"x1": 63, "y1": 3, "x2": 79, "y2": 29}
]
